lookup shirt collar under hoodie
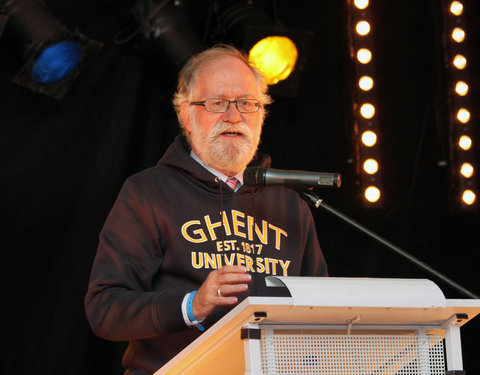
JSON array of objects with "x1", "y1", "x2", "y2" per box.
[{"x1": 190, "y1": 150, "x2": 244, "y2": 189}]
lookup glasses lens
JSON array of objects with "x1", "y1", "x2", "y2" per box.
[
  {"x1": 237, "y1": 99, "x2": 260, "y2": 113},
  {"x1": 204, "y1": 99, "x2": 228, "y2": 112}
]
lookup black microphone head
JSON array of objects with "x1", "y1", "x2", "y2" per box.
[{"x1": 243, "y1": 167, "x2": 266, "y2": 187}]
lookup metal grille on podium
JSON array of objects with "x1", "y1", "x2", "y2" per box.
[{"x1": 260, "y1": 333, "x2": 445, "y2": 374}]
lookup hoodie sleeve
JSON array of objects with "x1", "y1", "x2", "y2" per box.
[{"x1": 84, "y1": 178, "x2": 186, "y2": 342}]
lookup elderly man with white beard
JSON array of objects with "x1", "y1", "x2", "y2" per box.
[{"x1": 85, "y1": 44, "x2": 328, "y2": 375}]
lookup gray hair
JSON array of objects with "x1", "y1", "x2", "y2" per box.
[{"x1": 172, "y1": 44, "x2": 272, "y2": 134}]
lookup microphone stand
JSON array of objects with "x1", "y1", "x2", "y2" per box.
[{"x1": 301, "y1": 191, "x2": 479, "y2": 299}]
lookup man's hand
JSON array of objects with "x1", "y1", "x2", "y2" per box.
[{"x1": 192, "y1": 266, "x2": 252, "y2": 319}]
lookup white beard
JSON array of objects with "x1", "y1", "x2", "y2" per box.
[{"x1": 188, "y1": 113, "x2": 262, "y2": 176}]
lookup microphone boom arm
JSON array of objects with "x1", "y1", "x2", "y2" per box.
[{"x1": 301, "y1": 191, "x2": 479, "y2": 299}]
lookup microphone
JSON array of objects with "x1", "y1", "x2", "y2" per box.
[{"x1": 243, "y1": 167, "x2": 341, "y2": 189}]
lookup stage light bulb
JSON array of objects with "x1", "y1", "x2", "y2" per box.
[
  {"x1": 450, "y1": 1, "x2": 464, "y2": 16},
  {"x1": 359, "y1": 76, "x2": 374, "y2": 91},
  {"x1": 363, "y1": 158, "x2": 379, "y2": 174},
  {"x1": 356, "y1": 21, "x2": 371, "y2": 36},
  {"x1": 365, "y1": 186, "x2": 380, "y2": 202},
  {"x1": 460, "y1": 163, "x2": 474, "y2": 178},
  {"x1": 458, "y1": 135, "x2": 472, "y2": 150},
  {"x1": 354, "y1": 0, "x2": 369, "y2": 9},
  {"x1": 249, "y1": 36, "x2": 298, "y2": 85},
  {"x1": 453, "y1": 54, "x2": 467, "y2": 69},
  {"x1": 360, "y1": 103, "x2": 375, "y2": 119},
  {"x1": 455, "y1": 81, "x2": 469, "y2": 96},
  {"x1": 361, "y1": 130, "x2": 377, "y2": 147},
  {"x1": 457, "y1": 108, "x2": 470, "y2": 123},
  {"x1": 32, "y1": 41, "x2": 83, "y2": 84},
  {"x1": 462, "y1": 189, "x2": 475, "y2": 205},
  {"x1": 452, "y1": 27, "x2": 466, "y2": 43},
  {"x1": 357, "y1": 48, "x2": 372, "y2": 64}
]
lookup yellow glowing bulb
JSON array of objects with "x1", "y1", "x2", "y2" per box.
[
  {"x1": 354, "y1": 0, "x2": 369, "y2": 9},
  {"x1": 363, "y1": 158, "x2": 379, "y2": 174},
  {"x1": 365, "y1": 186, "x2": 381, "y2": 202},
  {"x1": 249, "y1": 36, "x2": 298, "y2": 85},
  {"x1": 361, "y1": 130, "x2": 377, "y2": 147},
  {"x1": 458, "y1": 135, "x2": 472, "y2": 150},
  {"x1": 360, "y1": 103, "x2": 375, "y2": 119},
  {"x1": 453, "y1": 54, "x2": 467, "y2": 69},
  {"x1": 457, "y1": 108, "x2": 470, "y2": 123},
  {"x1": 460, "y1": 163, "x2": 474, "y2": 178},
  {"x1": 357, "y1": 48, "x2": 372, "y2": 64},
  {"x1": 462, "y1": 189, "x2": 476, "y2": 205},
  {"x1": 450, "y1": 1, "x2": 464, "y2": 16},
  {"x1": 452, "y1": 27, "x2": 466, "y2": 43},
  {"x1": 356, "y1": 21, "x2": 371, "y2": 36},
  {"x1": 359, "y1": 76, "x2": 374, "y2": 91},
  {"x1": 455, "y1": 81, "x2": 469, "y2": 96}
]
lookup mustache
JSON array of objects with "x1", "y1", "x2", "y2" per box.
[{"x1": 209, "y1": 121, "x2": 251, "y2": 138}]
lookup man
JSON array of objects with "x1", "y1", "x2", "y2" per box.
[{"x1": 85, "y1": 44, "x2": 328, "y2": 375}]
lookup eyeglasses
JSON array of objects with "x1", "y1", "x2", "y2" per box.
[{"x1": 190, "y1": 98, "x2": 261, "y2": 113}]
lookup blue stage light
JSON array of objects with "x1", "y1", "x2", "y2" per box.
[
  {"x1": 32, "y1": 41, "x2": 83, "y2": 84},
  {"x1": 4, "y1": 0, "x2": 102, "y2": 98}
]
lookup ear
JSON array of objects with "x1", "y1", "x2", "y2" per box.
[{"x1": 180, "y1": 102, "x2": 193, "y2": 132}]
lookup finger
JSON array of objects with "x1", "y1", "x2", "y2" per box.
[
  {"x1": 216, "y1": 283, "x2": 249, "y2": 297},
  {"x1": 216, "y1": 265, "x2": 248, "y2": 274},
  {"x1": 217, "y1": 272, "x2": 252, "y2": 285},
  {"x1": 215, "y1": 295, "x2": 239, "y2": 306}
]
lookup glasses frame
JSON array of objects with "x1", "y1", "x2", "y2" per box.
[{"x1": 190, "y1": 98, "x2": 262, "y2": 113}]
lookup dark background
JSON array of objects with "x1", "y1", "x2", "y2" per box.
[{"x1": 1, "y1": 0, "x2": 479, "y2": 374}]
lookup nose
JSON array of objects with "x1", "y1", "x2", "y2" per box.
[{"x1": 221, "y1": 101, "x2": 242, "y2": 123}]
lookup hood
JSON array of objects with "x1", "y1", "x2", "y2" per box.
[{"x1": 158, "y1": 135, "x2": 271, "y2": 192}]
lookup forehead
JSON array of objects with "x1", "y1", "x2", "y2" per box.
[{"x1": 193, "y1": 55, "x2": 259, "y2": 98}]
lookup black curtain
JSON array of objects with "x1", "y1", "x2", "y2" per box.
[{"x1": 2, "y1": 7, "x2": 180, "y2": 369}]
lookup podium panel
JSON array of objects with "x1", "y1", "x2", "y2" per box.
[{"x1": 156, "y1": 278, "x2": 480, "y2": 375}]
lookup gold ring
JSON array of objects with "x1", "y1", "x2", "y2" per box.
[{"x1": 217, "y1": 287, "x2": 222, "y2": 297}]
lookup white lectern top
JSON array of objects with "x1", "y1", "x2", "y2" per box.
[{"x1": 265, "y1": 276, "x2": 447, "y2": 307}]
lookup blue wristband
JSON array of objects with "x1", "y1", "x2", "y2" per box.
[{"x1": 187, "y1": 291, "x2": 205, "y2": 332}]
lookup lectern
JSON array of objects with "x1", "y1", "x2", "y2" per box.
[{"x1": 155, "y1": 277, "x2": 480, "y2": 375}]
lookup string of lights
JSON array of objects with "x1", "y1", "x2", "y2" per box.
[
  {"x1": 442, "y1": 0, "x2": 477, "y2": 210},
  {"x1": 347, "y1": 0, "x2": 384, "y2": 206}
]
